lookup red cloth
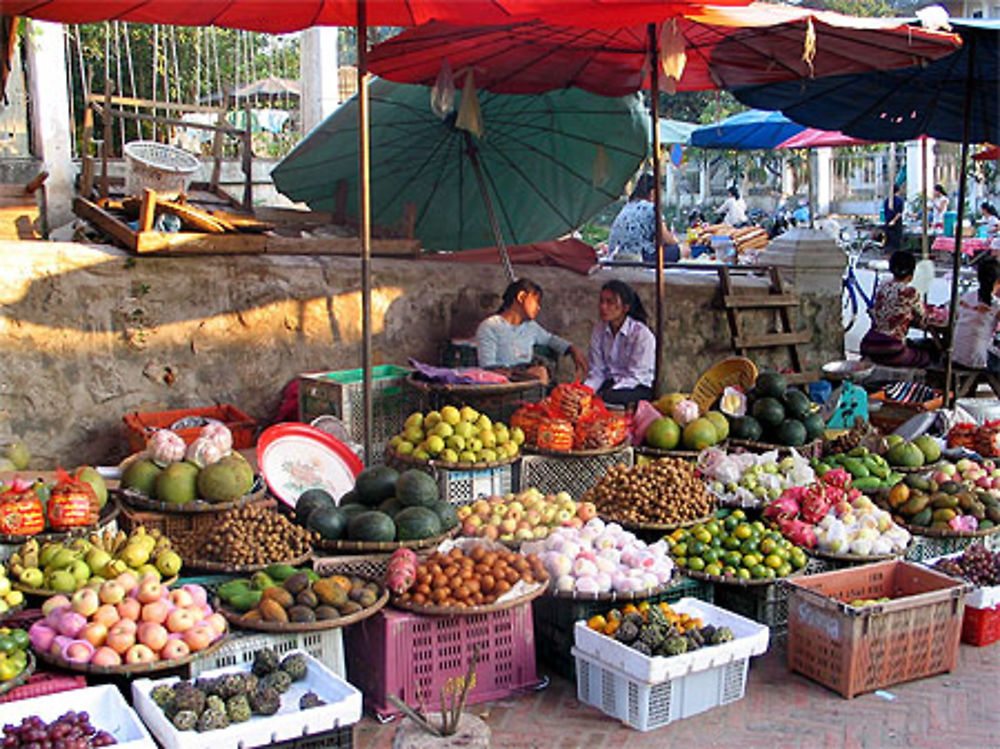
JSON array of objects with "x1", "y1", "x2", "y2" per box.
[
  {"x1": 423, "y1": 237, "x2": 598, "y2": 275},
  {"x1": 932, "y1": 237, "x2": 991, "y2": 256}
]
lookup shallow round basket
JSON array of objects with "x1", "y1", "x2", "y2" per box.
[
  {"x1": 217, "y1": 585, "x2": 389, "y2": 632},
  {"x1": 14, "y1": 575, "x2": 178, "y2": 598},
  {"x1": 36, "y1": 635, "x2": 225, "y2": 676},
  {"x1": 0, "y1": 652, "x2": 34, "y2": 698},
  {"x1": 542, "y1": 578, "x2": 677, "y2": 602},
  {"x1": 312, "y1": 525, "x2": 458, "y2": 553},
  {"x1": 728, "y1": 438, "x2": 824, "y2": 460},
  {"x1": 691, "y1": 357, "x2": 758, "y2": 414},
  {"x1": 113, "y1": 476, "x2": 268, "y2": 514},
  {"x1": 889, "y1": 463, "x2": 940, "y2": 474},
  {"x1": 123, "y1": 140, "x2": 200, "y2": 198},
  {"x1": 804, "y1": 546, "x2": 907, "y2": 564},
  {"x1": 903, "y1": 522, "x2": 1000, "y2": 539},
  {"x1": 633, "y1": 445, "x2": 704, "y2": 461},
  {"x1": 524, "y1": 442, "x2": 629, "y2": 458},
  {"x1": 0, "y1": 600, "x2": 26, "y2": 623},
  {"x1": 388, "y1": 448, "x2": 519, "y2": 471},
  {"x1": 681, "y1": 566, "x2": 805, "y2": 586},
  {"x1": 179, "y1": 552, "x2": 312, "y2": 574},
  {"x1": 0, "y1": 497, "x2": 121, "y2": 545},
  {"x1": 613, "y1": 513, "x2": 716, "y2": 534},
  {"x1": 822, "y1": 360, "x2": 875, "y2": 383},
  {"x1": 392, "y1": 579, "x2": 548, "y2": 616}
]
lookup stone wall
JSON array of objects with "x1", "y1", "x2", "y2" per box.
[{"x1": 0, "y1": 242, "x2": 842, "y2": 467}]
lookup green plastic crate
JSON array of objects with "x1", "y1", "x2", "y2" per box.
[
  {"x1": 532, "y1": 575, "x2": 714, "y2": 681},
  {"x1": 298, "y1": 365, "x2": 419, "y2": 464}
]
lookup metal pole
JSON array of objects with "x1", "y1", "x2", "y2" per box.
[
  {"x1": 648, "y1": 23, "x2": 664, "y2": 394},
  {"x1": 921, "y1": 136, "x2": 929, "y2": 258},
  {"x1": 357, "y1": 3, "x2": 374, "y2": 463},
  {"x1": 944, "y1": 37, "x2": 976, "y2": 409},
  {"x1": 463, "y1": 132, "x2": 515, "y2": 283},
  {"x1": 807, "y1": 149, "x2": 815, "y2": 229}
]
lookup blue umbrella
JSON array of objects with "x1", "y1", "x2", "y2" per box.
[{"x1": 690, "y1": 110, "x2": 805, "y2": 150}]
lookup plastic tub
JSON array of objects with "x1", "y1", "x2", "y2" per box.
[{"x1": 123, "y1": 141, "x2": 200, "y2": 198}]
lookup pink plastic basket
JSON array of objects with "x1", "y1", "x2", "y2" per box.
[{"x1": 344, "y1": 603, "x2": 541, "y2": 720}]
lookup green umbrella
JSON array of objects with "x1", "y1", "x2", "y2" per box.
[{"x1": 272, "y1": 77, "x2": 649, "y2": 257}]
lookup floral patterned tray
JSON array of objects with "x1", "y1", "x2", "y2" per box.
[{"x1": 257, "y1": 423, "x2": 363, "y2": 509}]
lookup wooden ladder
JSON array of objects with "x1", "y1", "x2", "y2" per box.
[{"x1": 718, "y1": 265, "x2": 818, "y2": 386}]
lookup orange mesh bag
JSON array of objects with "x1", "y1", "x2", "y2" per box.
[
  {"x1": 574, "y1": 406, "x2": 628, "y2": 450},
  {"x1": 947, "y1": 422, "x2": 978, "y2": 450},
  {"x1": 537, "y1": 418, "x2": 575, "y2": 452},
  {"x1": 511, "y1": 403, "x2": 550, "y2": 447},
  {"x1": 975, "y1": 421, "x2": 1000, "y2": 457},
  {"x1": 0, "y1": 481, "x2": 45, "y2": 536},
  {"x1": 549, "y1": 383, "x2": 594, "y2": 420},
  {"x1": 47, "y1": 468, "x2": 99, "y2": 531}
]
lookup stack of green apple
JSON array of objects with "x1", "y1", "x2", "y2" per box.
[
  {"x1": 388, "y1": 407, "x2": 524, "y2": 465},
  {"x1": 0, "y1": 567, "x2": 25, "y2": 616},
  {"x1": 7, "y1": 526, "x2": 183, "y2": 593}
]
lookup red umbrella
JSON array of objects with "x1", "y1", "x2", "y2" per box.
[
  {"x1": 778, "y1": 128, "x2": 869, "y2": 149},
  {"x1": 974, "y1": 145, "x2": 999, "y2": 161}
]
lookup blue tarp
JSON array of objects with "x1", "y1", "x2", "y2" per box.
[
  {"x1": 731, "y1": 20, "x2": 1000, "y2": 144},
  {"x1": 690, "y1": 110, "x2": 805, "y2": 150}
]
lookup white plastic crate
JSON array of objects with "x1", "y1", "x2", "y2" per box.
[
  {"x1": 573, "y1": 598, "x2": 770, "y2": 683},
  {"x1": 188, "y1": 629, "x2": 344, "y2": 680},
  {"x1": 134, "y1": 651, "x2": 361, "y2": 749},
  {"x1": 439, "y1": 462, "x2": 515, "y2": 504},
  {"x1": 0, "y1": 684, "x2": 155, "y2": 749},
  {"x1": 920, "y1": 551, "x2": 1000, "y2": 610}
]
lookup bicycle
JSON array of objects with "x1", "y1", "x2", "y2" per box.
[{"x1": 841, "y1": 243, "x2": 888, "y2": 333}]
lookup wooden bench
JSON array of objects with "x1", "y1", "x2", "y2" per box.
[{"x1": 927, "y1": 364, "x2": 1000, "y2": 400}]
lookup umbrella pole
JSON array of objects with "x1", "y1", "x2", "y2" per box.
[
  {"x1": 944, "y1": 37, "x2": 976, "y2": 410},
  {"x1": 806, "y1": 149, "x2": 815, "y2": 229},
  {"x1": 921, "y1": 136, "x2": 929, "y2": 258},
  {"x1": 648, "y1": 23, "x2": 664, "y2": 394},
  {"x1": 463, "y1": 133, "x2": 515, "y2": 283},
  {"x1": 357, "y1": 5, "x2": 374, "y2": 462}
]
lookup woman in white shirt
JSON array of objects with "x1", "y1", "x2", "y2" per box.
[
  {"x1": 953, "y1": 257, "x2": 1000, "y2": 373},
  {"x1": 931, "y1": 184, "x2": 949, "y2": 234},
  {"x1": 583, "y1": 280, "x2": 656, "y2": 407},
  {"x1": 719, "y1": 186, "x2": 748, "y2": 227}
]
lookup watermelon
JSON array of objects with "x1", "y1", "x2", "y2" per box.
[
  {"x1": 751, "y1": 397, "x2": 785, "y2": 429},
  {"x1": 394, "y1": 506, "x2": 443, "y2": 541},
  {"x1": 396, "y1": 470, "x2": 439, "y2": 507},
  {"x1": 775, "y1": 419, "x2": 808, "y2": 447},
  {"x1": 782, "y1": 389, "x2": 812, "y2": 421},
  {"x1": 354, "y1": 466, "x2": 399, "y2": 506},
  {"x1": 730, "y1": 415, "x2": 763, "y2": 441},
  {"x1": 347, "y1": 511, "x2": 396, "y2": 542},
  {"x1": 295, "y1": 488, "x2": 335, "y2": 525},
  {"x1": 755, "y1": 371, "x2": 788, "y2": 399},
  {"x1": 306, "y1": 506, "x2": 347, "y2": 541},
  {"x1": 803, "y1": 412, "x2": 826, "y2": 441},
  {"x1": 429, "y1": 500, "x2": 459, "y2": 530}
]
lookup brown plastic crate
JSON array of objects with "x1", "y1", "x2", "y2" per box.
[
  {"x1": 123, "y1": 404, "x2": 257, "y2": 453},
  {"x1": 785, "y1": 560, "x2": 968, "y2": 698},
  {"x1": 118, "y1": 499, "x2": 277, "y2": 538}
]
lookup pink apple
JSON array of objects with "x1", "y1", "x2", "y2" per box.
[
  {"x1": 169, "y1": 589, "x2": 194, "y2": 608},
  {"x1": 91, "y1": 646, "x2": 122, "y2": 667},
  {"x1": 136, "y1": 580, "x2": 162, "y2": 604},
  {"x1": 181, "y1": 584, "x2": 208, "y2": 607},
  {"x1": 92, "y1": 604, "x2": 120, "y2": 630},
  {"x1": 106, "y1": 625, "x2": 135, "y2": 655},
  {"x1": 204, "y1": 613, "x2": 227, "y2": 637},
  {"x1": 116, "y1": 598, "x2": 141, "y2": 622},
  {"x1": 160, "y1": 639, "x2": 190, "y2": 660},
  {"x1": 166, "y1": 608, "x2": 196, "y2": 634},
  {"x1": 182, "y1": 625, "x2": 215, "y2": 652},
  {"x1": 141, "y1": 599, "x2": 170, "y2": 624},
  {"x1": 71, "y1": 588, "x2": 100, "y2": 618},
  {"x1": 99, "y1": 581, "x2": 126, "y2": 605},
  {"x1": 137, "y1": 622, "x2": 168, "y2": 652},
  {"x1": 932, "y1": 471, "x2": 951, "y2": 485},
  {"x1": 115, "y1": 571, "x2": 139, "y2": 594},
  {"x1": 42, "y1": 595, "x2": 71, "y2": 618},
  {"x1": 124, "y1": 643, "x2": 157, "y2": 664},
  {"x1": 78, "y1": 622, "x2": 108, "y2": 648},
  {"x1": 65, "y1": 640, "x2": 95, "y2": 663}
]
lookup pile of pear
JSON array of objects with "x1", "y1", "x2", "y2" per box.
[{"x1": 7, "y1": 526, "x2": 183, "y2": 593}]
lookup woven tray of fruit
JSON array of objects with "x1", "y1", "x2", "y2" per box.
[
  {"x1": 217, "y1": 572, "x2": 389, "y2": 632},
  {"x1": 0, "y1": 650, "x2": 34, "y2": 697},
  {"x1": 727, "y1": 438, "x2": 824, "y2": 460},
  {"x1": 902, "y1": 522, "x2": 1000, "y2": 539},
  {"x1": 0, "y1": 471, "x2": 117, "y2": 544},
  {"x1": 313, "y1": 526, "x2": 458, "y2": 554},
  {"x1": 183, "y1": 551, "x2": 314, "y2": 575},
  {"x1": 385, "y1": 406, "x2": 523, "y2": 467},
  {"x1": 36, "y1": 635, "x2": 227, "y2": 675}
]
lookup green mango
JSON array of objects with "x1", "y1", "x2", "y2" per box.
[
  {"x1": 228, "y1": 590, "x2": 262, "y2": 613},
  {"x1": 264, "y1": 564, "x2": 299, "y2": 582},
  {"x1": 216, "y1": 580, "x2": 251, "y2": 603}
]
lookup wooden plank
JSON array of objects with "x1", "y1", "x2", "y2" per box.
[
  {"x1": 254, "y1": 206, "x2": 337, "y2": 226},
  {"x1": 784, "y1": 371, "x2": 820, "y2": 386},
  {"x1": 733, "y1": 332, "x2": 813, "y2": 348},
  {"x1": 723, "y1": 294, "x2": 800, "y2": 309},
  {"x1": 73, "y1": 196, "x2": 137, "y2": 252},
  {"x1": 89, "y1": 94, "x2": 224, "y2": 115},
  {"x1": 770, "y1": 267, "x2": 805, "y2": 374},
  {"x1": 138, "y1": 189, "x2": 157, "y2": 232},
  {"x1": 136, "y1": 232, "x2": 267, "y2": 254},
  {"x1": 101, "y1": 87, "x2": 112, "y2": 199}
]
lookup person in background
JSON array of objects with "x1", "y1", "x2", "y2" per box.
[
  {"x1": 792, "y1": 199, "x2": 810, "y2": 226},
  {"x1": 719, "y1": 186, "x2": 748, "y2": 227},
  {"x1": 476, "y1": 278, "x2": 587, "y2": 385},
  {"x1": 860, "y1": 250, "x2": 936, "y2": 367},
  {"x1": 606, "y1": 173, "x2": 682, "y2": 263},
  {"x1": 953, "y1": 257, "x2": 1000, "y2": 373},
  {"x1": 931, "y1": 184, "x2": 949, "y2": 234},
  {"x1": 883, "y1": 183, "x2": 905, "y2": 251},
  {"x1": 583, "y1": 280, "x2": 655, "y2": 407},
  {"x1": 983, "y1": 202, "x2": 1000, "y2": 250}
]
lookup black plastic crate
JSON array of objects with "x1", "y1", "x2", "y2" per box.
[{"x1": 267, "y1": 725, "x2": 354, "y2": 749}]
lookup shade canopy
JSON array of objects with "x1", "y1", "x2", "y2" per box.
[
  {"x1": 660, "y1": 119, "x2": 698, "y2": 145},
  {"x1": 691, "y1": 109, "x2": 803, "y2": 150},
  {"x1": 778, "y1": 128, "x2": 869, "y2": 149},
  {"x1": 732, "y1": 19, "x2": 999, "y2": 144},
  {"x1": 0, "y1": 0, "x2": 753, "y2": 33},
  {"x1": 974, "y1": 145, "x2": 999, "y2": 161},
  {"x1": 271, "y1": 78, "x2": 649, "y2": 251},
  {"x1": 367, "y1": 4, "x2": 962, "y2": 97}
]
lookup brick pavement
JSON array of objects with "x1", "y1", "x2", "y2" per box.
[{"x1": 351, "y1": 640, "x2": 1000, "y2": 749}]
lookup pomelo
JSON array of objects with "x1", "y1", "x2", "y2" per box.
[
  {"x1": 704, "y1": 412, "x2": 729, "y2": 441},
  {"x1": 645, "y1": 417, "x2": 681, "y2": 450},
  {"x1": 682, "y1": 418, "x2": 718, "y2": 451}
]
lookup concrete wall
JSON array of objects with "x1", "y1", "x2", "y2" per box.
[{"x1": 0, "y1": 243, "x2": 842, "y2": 468}]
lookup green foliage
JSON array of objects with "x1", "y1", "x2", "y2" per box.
[{"x1": 818, "y1": 0, "x2": 895, "y2": 17}]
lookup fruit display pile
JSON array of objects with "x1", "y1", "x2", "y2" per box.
[
  {"x1": 0, "y1": 568, "x2": 25, "y2": 616},
  {"x1": 392, "y1": 545, "x2": 546, "y2": 608},
  {"x1": 511, "y1": 384, "x2": 627, "y2": 451},
  {"x1": 669, "y1": 511, "x2": 808, "y2": 580},
  {"x1": 172, "y1": 504, "x2": 313, "y2": 567},
  {"x1": 700, "y1": 449, "x2": 816, "y2": 508},
  {"x1": 31, "y1": 579, "x2": 226, "y2": 667},
  {"x1": 727, "y1": 372, "x2": 824, "y2": 448},
  {"x1": 642, "y1": 394, "x2": 730, "y2": 452},
  {"x1": 456, "y1": 489, "x2": 597, "y2": 544},
  {"x1": 586, "y1": 601, "x2": 733, "y2": 657},
  {"x1": 583, "y1": 458, "x2": 714, "y2": 526},
  {"x1": 882, "y1": 434, "x2": 942, "y2": 469},
  {"x1": 387, "y1": 407, "x2": 522, "y2": 465},
  {"x1": 121, "y1": 425, "x2": 254, "y2": 505},
  {"x1": 0, "y1": 626, "x2": 30, "y2": 682},
  {"x1": 147, "y1": 649, "x2": 325, "y2": 732},
  {"x1": 872, "y1": 473, "x2": 999, "y2": 532},
  {"x1": 765, "y1": 472, "x2": 911, "y2": 555},
  {"x1": 812, "y1": 448, "x2": 903, "y2": 492},
  {"x1": 3, "y1": 712, "x2": 117, "y2": 747},
  {"x1": 932, "y1": 544, "x2": 1000, "y2": 586},
  {"x1": 297, "y1": 466, "x2": 456, "y2": 544},
  {"x1": 521, "y1": 518, "x2": 674, "y2": 595},
  {"x1": 7, "y1": 527, "x2": 182, "y2": 593},
  {"x1": 0, "y1": 467, "x2": 108, "y2": 536},
  {"x1": 221, "y1": 567, "x2": 382, "y2": 624}
]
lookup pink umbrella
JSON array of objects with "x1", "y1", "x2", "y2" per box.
[{"x1": 778, "y1": 129, "x2": 869, "y2": 149}]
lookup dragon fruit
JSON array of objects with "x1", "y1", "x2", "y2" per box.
[
  {"x1": 778, "y1": 517, "x2": 817, "y2": 548},
  {"x1": 763, "y1": 495, "x2": 801, "y2": 522},
  {"x1": 385, "y1": 548, "x2": 418, "y2": 595}
]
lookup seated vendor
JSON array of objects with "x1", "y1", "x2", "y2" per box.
[
  {"x1": 860, "y1": 250, "x2": 938, "y2": 368},
  {"x1": 953, "y1": 257, "x2": 1000, "y2": 373},
  {"x1": 476, "y1": 278, "x2": 587, "y2": 385},
  {"x1": 582, "y1": 280, "x2": 655, "y2": 407},
  {"x1": 606, "y1": 173, "x2": 683, "y2": 263}
]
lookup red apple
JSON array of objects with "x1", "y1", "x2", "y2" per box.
[
  {"x1": 124, "y1": 643, "x2": 157, "y2": 664},
  {"x1": 137, "y1": 622, "x2": 168, "y2": 652},
  {"x1": 70, "y1": 589, "x2": 100, "y2": 618},
  {"x1": 160, "y1": 639, "x2": 190, "y2": 660},
  {"x1": 182, "y1": 624, "x2": 215, "y2": 652},
  {"x1": 99, "y1": 581, "x2": 126, "y2": 606},
  {"x1": 204, "y1": 613, "x2": 228, "y2": 637},
  {"x1": 168, "y1": 589, "x2": 194, "y2": 608},
  {"x1": 92, "y1": 604, "x2": 120, "y2": 630},
  {"x1": 90, "y1": 646, "x2": 122, "y2": 667},
  {"x1": 141, "y1": 600, "x2": 170, "y2": 624},
  {"x1": 78, "y1": 622, "x2": 108, "y2": 648},
  {"x1": 166, "y1": 607, "x2": 196, "y2": 634},
  {"x1": 116, "y1": 598, "x2": 141, "y2": 622},
  {"x1": 576, "y1": 501, "x2": 597, "y2": 521},
  {"x1": 136, "y1": 580, "x2": 163, "y2": 604},
  {"x1": 106, "y1": 624, "x2": 135, "y2": 655},
  {"x1": 115, "y1": 571, "x2": 139, "y2": 594}
]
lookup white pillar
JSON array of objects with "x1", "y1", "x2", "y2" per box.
[
  {"x1": 300, "y1": 28, "x2": 339, "y2": 135},
  {"x1": 906, "y1": 138, "x2": 925, "y2": 205},
  {"x1": 699, "y1": 160, "x2": 709, "y2": 203},
  {"x1": 25, "y1": 21, "x2": 74, "y2": 230},
  {"x1": 816, "y1": 147, "x2": 832, "y2": 216}
]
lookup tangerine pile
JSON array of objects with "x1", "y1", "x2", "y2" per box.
[{"x1": 396, "y1": 546, "x2": 547, "y2": 608}]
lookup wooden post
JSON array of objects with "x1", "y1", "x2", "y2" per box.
[
  {"x1": 138, "y1": 188, "x2": 157, "y2": 231},
  {"x1": 210, "y1": 95, "x2": 229, "y2": 191},
  {"x1": 101, "y1": 83, "x2": 113, "y2": 198},
  {"x1": 242, "y1": 102, "x2": 253, "y2": 211}
]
